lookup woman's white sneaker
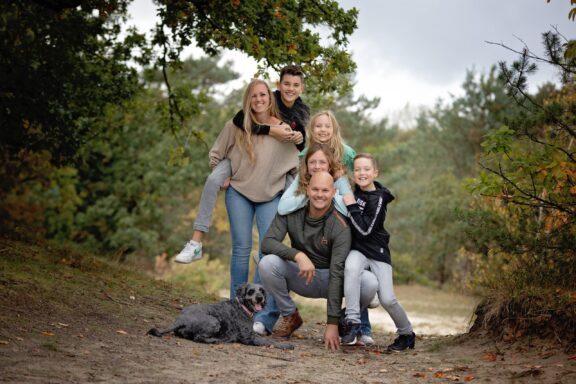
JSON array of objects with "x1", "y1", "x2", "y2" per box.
[{"x1": 174, "y1": 240, "x2": 203, "y2": 263}]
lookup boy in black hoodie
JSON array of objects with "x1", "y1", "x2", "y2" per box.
[{"x1": 341, "y1": 153, "x2": 416, "y2": 352}]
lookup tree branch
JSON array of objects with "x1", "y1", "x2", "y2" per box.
[{"x1": 479, "y1": 162, "x2": 575, "y2": 215}]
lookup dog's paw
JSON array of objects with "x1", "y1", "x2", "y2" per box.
[{"x1": 147, "y1": 328, "x2": 162, "y2": 337}]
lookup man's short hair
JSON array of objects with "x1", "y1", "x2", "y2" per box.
[{"x1": 280, "y1": 64, "x2": 305, "y2": 81}]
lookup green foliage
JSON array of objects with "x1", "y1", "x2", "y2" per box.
[
  {"x1": 71, "y1": 57, "x2": 240, "y2": 257},
  {"x1": 154, "y1": 0, "x2": 357, "y2": 94},
  {"x1": 368, "y1": 67, "x2": 517, "y2": 285},
  {"x1": 0, "y1": 150, "x2": 82, "y2": 240},
  {"x1": 0, "y1": 0, "x2": 146, "y2": 240},
  {"x1": 152, "y1": 0, "x2": 358, "y2": 133},
  {"x1": 467, "y1": 37, "x2": 576, "y2": 263},
  {"x1": 464, "y1": 31, "x2": 576, "y2": 342},
  {"x1": 0, "y1": 0, "x2": 145, "y2": 163}
]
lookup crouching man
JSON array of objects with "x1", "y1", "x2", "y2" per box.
[{"x1": 259, "y1": 171, "x2": 378, "y2": 350}]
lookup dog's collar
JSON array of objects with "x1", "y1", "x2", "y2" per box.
[{"x1": 235, "y1": 298, "x2": 253, "y2": 318}]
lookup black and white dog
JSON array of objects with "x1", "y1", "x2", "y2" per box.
[{"x1": 147, "y1": 283, "x2": 293, "y2": 350}]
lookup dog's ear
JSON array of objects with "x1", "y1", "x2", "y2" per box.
[{"x1": 235, "y1": 284, "x2": 246, "y2": 298}]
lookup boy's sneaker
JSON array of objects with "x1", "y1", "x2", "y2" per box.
[
  {"x1": 357, "y1": 334, "x2": 375, "y2": 346},
  {"x1": 253, "y1": 322, "x2": 268, "y2": 336},
  {"x1": 368, "y1": 293, "x2": 380, "y2": 309},
  {"x1": 341, "y1": 322, "x2": 361, "y2": 345},
  {"x1": 174, "y1": 240, "x2": 203, "y2": 263},
  {"x1": 273, "y1": 310, "x2": 303, "y2": 338},
  {"x1": 387, "y1": 332, "x2": 416, "y2": 352}
]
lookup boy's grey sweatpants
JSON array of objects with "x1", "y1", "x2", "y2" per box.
[
  {"x1": 193, "y1": 159, "x2": 232, "y2": 233},
  {"x1": 193, "y1": 159, "x2": 296, "y2": 233},
  {"x1": 344, "y1": 250, "x2": 413, "y2": 335}
]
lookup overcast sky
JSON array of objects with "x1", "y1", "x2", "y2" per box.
[{"x1": 128, "y1": 0, "x2": 574, "y2": 122}]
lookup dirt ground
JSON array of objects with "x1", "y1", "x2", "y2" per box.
[{"x1": 1, "y1": 240, "x2": 575, "y2": 383}]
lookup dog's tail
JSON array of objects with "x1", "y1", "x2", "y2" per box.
[{"x1": 147, "y1": 324, "x2": 184, "y2": 337}]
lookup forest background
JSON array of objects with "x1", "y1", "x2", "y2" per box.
[{"x1": 0, "y1": 0, "x2": 574, "y2": 344}]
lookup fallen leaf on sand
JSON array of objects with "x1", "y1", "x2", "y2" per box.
[
  {"x1": 41, "y1": 331, "x2": 55, "y2": 336},
  {"x1": 116, "y1": 330, "x2": 128, "y2": 335},
  {"x1": 464, "y1": 375, "x2": 475, "y2": 381},
  {"x1": 481, "y1": 353, "x2": 497, "y2": 362},
  {"x1": 294, "y1": 334, "x2": 305, "y2": 339},
  {"x1": 413, "y1": 372, "x2": 426, "y2": 378},
  {"x1": 434, "y1": 372, "x2": 445, "y2": 378}
]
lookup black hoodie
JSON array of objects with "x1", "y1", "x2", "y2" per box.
[{"x1": 346, "y1": 181, "x2": 395, "y2": 265}]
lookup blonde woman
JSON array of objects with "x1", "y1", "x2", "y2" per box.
[{"x1": 209, "y1": 79, "x2": 299, "y2": 334}]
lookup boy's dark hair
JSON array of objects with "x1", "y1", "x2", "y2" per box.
[{"x1": 280, "y1": 64, "x2": 305, "y2": 81}]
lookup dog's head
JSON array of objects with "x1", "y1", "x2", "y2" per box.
[{"x1": 235, "y1": 283, "x2": 267, "y2": 314}]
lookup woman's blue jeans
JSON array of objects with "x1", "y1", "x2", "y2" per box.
[{"x1": 225, "y1": 186, "x2": 280, "y2": 333}]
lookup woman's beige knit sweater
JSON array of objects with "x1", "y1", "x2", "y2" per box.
[{"x1": 209, "y1": 121, "x2": 299, "y2": 202}]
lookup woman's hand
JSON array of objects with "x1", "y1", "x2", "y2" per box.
[{"x1": 221, "y1": 177, "x2": 231, "y2": 190}]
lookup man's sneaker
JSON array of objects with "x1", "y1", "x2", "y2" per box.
[
  {"x1": 357, "y1": 334, "x2": 375, "y2": 346},
  {"x1": 272, "y1": 310, "x2": 303, "y2": 338},
  {"x1": 253, "y1": 322, "x2": 268, "y2": 336},
  {"x1": 174, "y1": 240, "x2": 202, "y2": 263},
  {"x1": 387, "y1": 332, "x2": 416, "y2": 352},
  {"x1": 368, "y1": 293, "x2": 380, "y2": 309},
  {"x1": 341, "y1": 322, "x2": 361, "y2": 345}
]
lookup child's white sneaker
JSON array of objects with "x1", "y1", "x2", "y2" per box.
[
  {"x1": 357, "y1": 334, "x2": 375, "y2": 346},
  {"x1": 174, "y1": 240, "x2": 203, "y2": 263}
]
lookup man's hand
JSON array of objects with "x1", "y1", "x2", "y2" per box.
[
  {"x1": 294, "y1": 252, "x2": 315, "y2": 285},
  {"x1": 269, "y1": 125, "x2": 294, "y2": 142},
  {"x1": 324, "y1": 324, "x2": 340, "y2": 351}
]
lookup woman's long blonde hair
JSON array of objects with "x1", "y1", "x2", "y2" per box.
[
  {"x1": 235, "y1": 79, "x2": 280, "y2": 162},
  {"x1": 296, "y1": 143, "x2": 338, "y2": 195},
  {"x1": 306, "y1": 110, "x2": 345, "y2": 173}
]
